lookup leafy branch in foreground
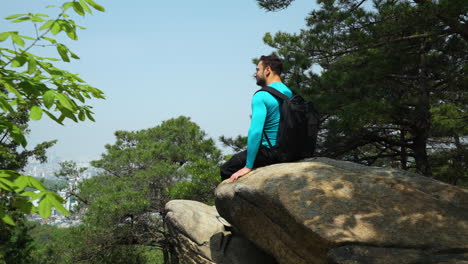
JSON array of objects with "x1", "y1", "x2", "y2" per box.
[
  {"x1": 0, "y1": 170, "x2": 69, "y2": 225},
  {"x1": 0, "y1": 0, "x2": 105, "y2": 225}
]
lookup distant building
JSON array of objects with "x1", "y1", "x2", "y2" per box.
[{"x1": 24, "y1": 155, "x2": 98, "y2": 227}]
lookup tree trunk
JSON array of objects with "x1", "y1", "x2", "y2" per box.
[
  {"x1": 163, "y1": 249, "x2": 169, "y2": 264},
  {"x1": 169, "y1": 245, "x2": 179, "y2": 264},
  {"x1": 400, "y1": 129, "x2": 408, "y2": 169},
  {"x1": 452, "y1": 135, "x2": 464, "y2": 185},
  {"x1": 413, "y1": 132, "x2": 431, "y2": 176},
  {"x1": 162, "y1": 218, "x2": 179, "y2": 264},
  {"x1": 412, "y1": 40, "x2": 432, "y2": 176},
  {"x1": 162, "y1": 244, "x2": 179, "y2": 264}
]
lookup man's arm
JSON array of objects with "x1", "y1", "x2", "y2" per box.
[
  {"x1": 246, "y1": 93, "x2": 267, "y2": 168},
  {"x1": 229, "y1": 93, "x2": 267, "y2": 182}
]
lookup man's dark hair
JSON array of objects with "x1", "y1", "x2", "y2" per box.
[{"x1": 260, "y1": 55, "x2": 282, "y2": 76}]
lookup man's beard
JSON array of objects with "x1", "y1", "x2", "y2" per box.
[{"x1": 256, "y1": 77, "x2": 266, "y2": 87}]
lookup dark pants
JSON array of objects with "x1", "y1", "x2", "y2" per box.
[{"x1": 220, "y1": 146, "x2": 279, "y2": 181}]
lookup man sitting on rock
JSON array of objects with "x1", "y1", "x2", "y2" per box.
[{"x1": 220, "y1": 55, "x2": 292, "y2": 182}]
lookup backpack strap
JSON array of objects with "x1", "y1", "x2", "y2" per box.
[
  {"x1": 255, "y1": 86, "x2": 289, "y2": 149},
  {"x1": 263, "y1": 130, "x2": 273, "y2": 148},
  {"x1": 257, "y1": 86, "x2": 290, "y2": 101}
]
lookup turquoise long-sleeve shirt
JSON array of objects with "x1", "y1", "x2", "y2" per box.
[{"x1": 245, "y1": 82, "x2": 293, "y2": 168}]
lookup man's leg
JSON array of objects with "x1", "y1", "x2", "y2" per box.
[
  {"x1": 220, "y1": 150, "x2": 247, "y2": 181},
  {"x1": 220, "y1": 146, "x2": 278, "y2": 181}
]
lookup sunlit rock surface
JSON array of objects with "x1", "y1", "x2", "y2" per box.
[{"x1": 215, "y1": 157, "x2": 468, "y2": 264}]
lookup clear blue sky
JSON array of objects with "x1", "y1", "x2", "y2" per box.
[{"x1": 2, "y1": 0, "x2": 317, "y2": 161}]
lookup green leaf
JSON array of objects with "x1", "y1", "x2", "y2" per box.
[
  {"x1": 12, "y1": 198, "x2": 34, "y2": 214},
  {"x1": 27, "y1": 177, "x2": 48, "y2": 191},
  {"x1": 13, "y1": 175, "x2": 29, "y2": 192},
  {"x1": 36, "y1": 14, "x2": 49, "y2": 17},
  {"x1": 56, "y1": 93, "x2": 74, "y2": 111},
  {"x1": 84, "y1": 0, "x2": 105, "y2": 12},
  {"x1": 39, "y1": 20, "x2": 54, "y2": 30},
  {"x1": 12, "y1": 17, "x2": 30, "y2": 23},
  {"x1": 1, "y1": 212, "x2": 15, "y2": 226},
  {"x1": 0, "y1": 170, "x2": 19, "y2": 179},
  {"x1": 19, "y1": 191, "x2": 39, "y2": 197},
  {"x1": 28, "y1": 192, "x2": 46, "y2": 202},
  {"x1": 263, "y1": 32, "x2": 273, "y2": 44},
  {"x1": 27, "y1": 57, "x2": 37, "y2": 74},
  {"x1": 78, "y1": 110, "x2": 85, "y2": 121},
  {"x1": 73, "y1": 75, "x2": 85, "y2": 83},
  {"x1": 46, "y1": 192, "x2": 69, "y2": 216},
  {"x1": 79, "y1": 0, "x2": 93, "y2": 14},
  {"x1": 11, "y1": 56, "x2": 27, "y2": 67},
  {"x1": 43, "y1": 90, "x2": 56, "y2": 109},
  {"x1": 58, "y1": 114, "x2": 66, "y2": 123},
  {"x1": 0, "y1": 181, "x2": 13, "y2": 191},
  {"x1": 9, "y1": 124, "x2": 27, "y2": 147},
  {"x1": 44, "y1": 110, "x2": 63, "y2": 125},
  {"x1": 75, "y1": 92, "x2": 85, "y2": 102},
  {"x1": 30, "y1": 106, "x2": 43, "y2": 120},
  {"x1": 52, "y1": 201, "x2": 69, "y2": 216},
  {"x1": 56, "y1": 44, "x2": 70, "y2": 62},
  {"x1": 87, "y1": 86, "x2": 105, "y2": 98},
  {"x1": 62, "y1": 2, "x2": 74, "y2": 11},
  {"x1": 31, "y1": 16, "x2": 45, "y2": 22},
  {"x1": 5, "y1": 14, "x2": 26, "y2": 20},
  {"x1": 0, "y1": 178, "x2": 15, "y2": 191},
  {"x1": 21, "y1": 35, "x2": 35, "y2": 40},
  {"x1": 14, "y1": 176, "x2": 47, "y2": 193},
  {"x1": 0, "y1": 97, "x2": 14, "y2": 112},
  {"x1": 85, "y1": 110, "x2": 96, "y2": 121},
  {"x1": 3, "y1": 82, "x2": 23, "y2": 100},
  {"x1": 66, "y1": 29, "x2": 78, "y2": 40},
  {"x1": 38, "y1": 197, "x2": 52, "y2": 219},
  {"x1": 51, "y1": 22, "x2": 61, "y2": 35},
  {"x1": 70, "y1": 51, "x2": 80, "y2": 59},
  {"x1": 44, "y1": 57, "x2": 60, "y2": 61},
  {"x1": 73, "y1": 1, "x2": 85, "y2": 16},
  {"x1": 11, "y1": 34, "x2": 25, "y2": 47},
  {"x1": 42, "y1": 36, "x2": 57, "y2": 44},
  {"x1": 0, "y1": 32, "x2": 10, "y2": 42},
  {"x1": 63, "y1": 108, "x2": 78, "y2": 122}
]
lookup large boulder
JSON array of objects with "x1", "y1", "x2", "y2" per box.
[
  {"x1": 165, "y1": 200, "x2": 223, "y2": 264},
  {"x1": 165, "y1": 200, "x2": 277, "y2": 264},
  {"x1": 215, "y1": 158, "x2": 468, "y2": 264}
]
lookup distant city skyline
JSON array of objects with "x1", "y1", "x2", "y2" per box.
[
  {"x1": 2, "y1": 0, "x2": 318, "y2": 162},
  {"x1": 24, "y1": 154, "x2": 101, "y2": 179}
]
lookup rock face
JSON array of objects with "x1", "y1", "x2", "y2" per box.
[
  {"x1": 164, "y1": 200, "x2": 277, "y2": 264},
  {"x1": 165, "y1": 200, "x2": 223, "y2": 264},
  {"x1": 215, "y1": 158, "x2": 468, "y2": 264}
]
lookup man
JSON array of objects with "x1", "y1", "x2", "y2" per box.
[{"x1": 220, "y1": 55, "x2": 292, "y2": 182}]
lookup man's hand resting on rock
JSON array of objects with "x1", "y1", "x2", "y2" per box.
[{"x1": 229, "y1": 167, "x2": 252, "y2": 182}]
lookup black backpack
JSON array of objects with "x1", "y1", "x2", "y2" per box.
[{"x1": 257, "y1": 86, "x2": 320, "y2": 162}]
